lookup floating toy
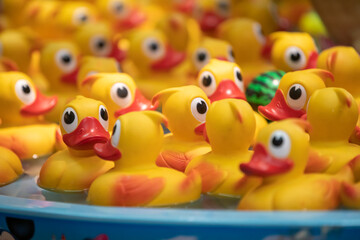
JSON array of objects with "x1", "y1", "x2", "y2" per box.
[
  {"x1": 38, "y1": 96, "x2": 114, "y2": 192},
  {"x1": 152, "y1": 86, "x2": 211, "y2": 172},
  {"x1": 185, "y1": 99, "x2": 261, "y2": 196},
  {"x1": 238, "y1": 119, "x2": 340, "y2": 210},
  {"x1": 89, "y1": 111, "x2": 201, "y2": 206}
]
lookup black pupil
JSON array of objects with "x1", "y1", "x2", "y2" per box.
[
  {"x1": 80, "y1": 15, "x2": 88, "y2": 22},
  {"x1": 272, "y1": 136, "x2": 283, "y2": 147},
  {"x1": 197, "y1": 52, "x2": 206, "y2": 62},
  {"x1": 97, "y1": 40, "x2": 106, "y2": 49},
  {"x1": 149, "y1": 43, "x2": 158, "y2": 51},
  {"x1": 117, "y1": 87, "x2": 128, "y2": 98},
  {"x1": 100, "y1": 108, "x2": 108, "y2": 121},
  {"x1": 196, "y1": 100, "x2": 207, "y2": 114},
  {"x1": 64, "y1": 111, "x2": 75, "y2": 124},
  {"x1": 229, "y1": 49, "x2": 234, "y2": 58},
  {"x1": 289, "y1": 86, "x2": 302, "y2": 100},
  {"x1": 218, "y1": 2, "x2": 229, "y2": 11},
  {"x1": 290, "y1": 52, "x2": 301, "y2": 62},
  {"x1": 115, "y1": 3, "x2": 123, "y2": 12},
  {"x1": 62, "y1": 55, "x2": 72, "y2": 64},
  {"x1": 22, "y1": 84, "x2": 31, "y2": 94},
  {"x1": 202, "y1": 75, "x2": 212, "y2": 87},
  {"x1": 112, "y1": 124, "x2": 117, "y2": 136},
  {"x1": 236, "y1": 71, "x2": 242, "y2": 82}
]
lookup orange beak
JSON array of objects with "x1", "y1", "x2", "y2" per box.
[
  {"x1": 108, "y1": 41, "x2": 127, "y2": 62},
  {"x1": 304, "y1": 51, "x2": 318, "y2": 69},
  {"x1": 20, "y1": 89, "x2": 58, "y2": 116},
  {"x1": 151, "y1": 45, "x2": 185, "y2": 71},
  {"x1": 209, "y1": 80, "x2": 246, "y2": 103},
  {"x1": 115, "y1": 8, "x2": 147, "y2": 30},
  {"x1": 61, "y1": 66, "x2": 80, "y2": 85},
  {"x1": 199, "y1": 11, "x2": 226, "y2": 32},
  {"x1": 94, "y1": 140, "x2": 121, "y2": 161}
]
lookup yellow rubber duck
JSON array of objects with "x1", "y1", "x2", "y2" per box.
[
  {"x1": 0, "y1": 146, "x2": 23, "y2": 186},
  {"x1": 238, "y1": 119, "x2": 341, "y2": 210},
  {"x1": 0, "y1": 71, "x2": 62, "y2": 160},
  {"x1": 185, "y1": 99, "x2": 261, "y2": 196},
  {"x1": 305, "y1": 88, "x2": 360, "y2": 182},
  {"x1": 153, "y1": 0, "x2": 195, "y2": 15},
  {"x1": 258, "y1": 69, "x2": 333, "y2": 121},
  {"x1": 263, "y1": 31, "x2": 318, "y2": 72},
  {"x1": 341, "y1": 177, "x2": 360, "y2": 209},
  {"x1": 152, "y1": 86, "x2": 211, "y2": 172},
  {"x1": 89, "y1": 111, "x2": 201, "y2": 206},
  {"x1": 79, "y1": 73, "x2": 157, "y2": 128},
  {"x1": 38, "y1": 96, "x2": 114, "y2": 192},
  {"x1": 74, "y1": 22, "x2": 126, "y2": 63},
  {"x1": 218, "y1": 18, "x2": 274, "y2": 86}
]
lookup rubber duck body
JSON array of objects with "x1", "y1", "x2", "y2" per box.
[
  {"x1": 185, "y1": 99, "x2": 261, "y2": 196},
  {"x1": 38, "y1": 96, "x2": 114, "y2": 192},
  {"x1": 152, "y1": 86, "x2": 211, "y2": 172},
  {"x1": 238, "y1": 119, "x2": 340, "y2": 210},
  {"x1": 89, "y1": 111, "x2": 201, "y2": 206}
]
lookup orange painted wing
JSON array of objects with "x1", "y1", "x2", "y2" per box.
[
  {"x1": 0, "y1": 135, "x2": 27, "y2": 159},
  {"x1": 349, "y1": 155, "x2": 360, "y2": 182},
  {"x1": 113, "y1": 175, "x2": 165, "y2": 206},
  {"x1": 341, "y1": 182, "x2": 360, "y2": 209},
  {"x1": 305, "y1": 149, "x2": 331, "y2": 173},
  {"x1": 156, "y1": 150, "x2": 191, "y2": 172},
  {"x1": 192, "y1": 162, "x2": 227, "y2": 193}
]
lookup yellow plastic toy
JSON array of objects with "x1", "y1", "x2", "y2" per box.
[
  {"x1": 185, "y1": 99, "x2": 261, "y2": 196},
  {"x1": 341, "y1": 177, "x2": 360, "y2": 209},
  {"x1": 0, "y1": 71, "x2": 63, "y2": 160},
  {"x1": 153, "y1": 0, "x2": 195, "y2": 15},
  {"x1": 258, "y1": 69, "x2": 333, "y2": 121},
  {"x1": 218, "y1": 18, "x2": 274, "y2": 86},
  {"x1": 152, "y1": 86, "x2": 211, "y2": 172},
  {"x1": 88, "y1": 111, "x2": 202, "y2": 206},
  {"x1": 0, "y1": 146, "x2": 23, "y2": 186},
  {"x1": 305, "y1": 88, "x2": 360, "y2": 182},
  {"x1": 238, "y1": 119, "x2": 341, "y2": 210},
  {"x1": 38, "y1": 96, "x2": 114, "y2": 192},
  {"x1": 263, "y1": 32, "x2": 318, "y2": 72},
  {"x1": 79, "y1": 73, "x2": 157, "y2": 128}
]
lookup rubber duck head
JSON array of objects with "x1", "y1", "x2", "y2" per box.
[
  {"x1": 94, "y1": 111, "x2": 166, "y2": 168},
  {"x1": 258, "y1": 69, "x2": 334, "y2": 121},
  {"x1": 240, "y1": 119, "x2": 310, "y2": 182},
  {"x1": 197, "y1": 59, "x2": 245, "y2": 102},
  {"x1": 152, "y1": 85, "x2": 211, "y2": 141},
  {"x1": 74, "y1": 22, "x2": 126, "y2": 63},
  {"x1": 0, "y1": 71, "x2": 57, "y2": 127},
  {"x1": 218, "y1": 18, "x2": 266, "y2": 63},
  {"x1": 205, "y1": 99, "x2": 255, "y2": 154},
  {"x1": 40, "y1": 41, "x2": 80, "y2": 90},
  {"x1": 190, "y1": 37, "x2": 234, "y2": 73},
  {"x1": 263, "y1": 32, "x2": 318, "y2": 72},
  {"x1": 80, "y1": 73, "x2": 157, "y2": 127},
  {"x1": 307, "y1": 88, "x2": 358, "y2": 143},
  {"x1": 317, "y1": 46, "x2": 360, "y2": 97},
  {"x1": 60, "y1": 96, "x2": 110, "y2": 152},
  {"x1": 95, "y1": 0, "x2": 146, "y2": 31},
  {"x1": 128, "y1": 29, "x2": 186, "y2": 74}
]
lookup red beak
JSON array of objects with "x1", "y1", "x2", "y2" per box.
[
  {"x1": 0, "y1": 58, "x2": 18, "y2": 71},
  {"x1": 258, "y1": 90, "x2": 306, "y2": 121},
  {"x1": 240, "y1": 144, "x2": 293, "y2": 177},
  {"x1": 116, "y1": 8, "x2": 147, "y2": 30},
  {"x1": 304, "y1": 51, "x2": 318, "y2": 69},
  {"x1": 215, "y1": 56, "x2": 228, "y2": 61},
  {"x1": 20, "y1": 89, "x2": 58, "y2": 116},
  {"x1": 176, "y1": 0, "x2": 195, "y2": 14},
  {"x1": 114, "y1": 89, "x2": 158, "y2": 117},
  {"x1": 108, "y1": 41, "x2": 127, "y2": 62},
  {"x1": 62, "y1": 117, "x2": 110, "y2": 150},
  {"x1": 209, "y1": 80, "x2": 246, "y2": 103},
  {"x1": 151, "y1": 45, "x2": 185, "y2": 71},
  {"x1": 261, "y1": 37, "x2": 272, "y2": 60},
  {"x1": 94, "y1": 140, "x2": 121, "y2": 161},
  {"x1": 199, "y1": 11, "x2": 225, "y2": 32},
  {"x1": 61, "y1": 66, "x2": 80, "y2": 85},
  {"x1": 194, "y1": 122, "x2": 209, "y2": 143}
]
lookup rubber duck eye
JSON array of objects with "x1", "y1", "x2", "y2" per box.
[
  {"x1": 286, "y1": 83, "x2": 307, "y2": 110},
  {"x1": 73, "y1": 7, "x2": 90, "y2": 26},
  {"x1": 217, "y1": 0, "x2": 230, "y2": 17},
  {"x1": 233, "y1": 67, "x2": 244, "y2": 92},
  {"x1": 142, "y1": 37, "x2": 165, "y2": 60},
  {"x1": 90, "y1": 35, "x2": 111, "y2": 56},
  {"x1": 98, "y1": 105, "x2": 109, "y2": 130},
  {"x1": 110, "y1": 82, "x2": 133, "y2": 108},
  {"x1": 111, "y1": 120, "x2": 121, "y2": 147},
  {"x1": 193, "y1": 48, "x2": 209, "y2": 70},
  {"x1": 15, "y1": 79, "x2": 36, "y2": 105},
  {"x1": 252, "y1": 23, "x2": 265, "y2": 45},
  {"x1": 191, "y1": 97, "x2": 208, "y2": 122},
  {"x1": 284, "y1": 46, "x2": 307, "y2": 70},
  {"x1": 268, "y1": 130, "x2": 291, "y2": 159},
  {"x1": 55, "y1": 49, "x2": 77, "y2": 73},
  {"x1": 109, "y1": 0, "x2": 127, "y2": 18},
  {"x1": 227, "y1": 46, "x2": 235, "y2": 62},
  {"x1": 198, "y1": 71, "x2": 216, "y2": 96},
  {"x1": 61, "y1": 107, "x2": 78, "y2": 133}
]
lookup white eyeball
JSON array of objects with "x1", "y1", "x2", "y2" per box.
[
  {"x1": 268, "y1": 130, "x2": 291, "y2": 159},
  {"x1": 108, "y1": 0, "x2": 128, "y2": 18},
  {"x1": 191, "y1": 97, "x2": 208, "y2": 122},
  {"x1": 55, "y1": 49, "x2": 77, "y2": 73},
  {"x1": 15, "y1": 79, "x2": 36, "y2": 105},
  {"x1": 233, "y1": 67, "x2": 244, "y2": 92},
  {"x1": 142, "y1": 37, "x2": 165, "y2": 60},
  {"x1": 193, "y1": 48, "x2": 210, "y2": 71},
  {"x1": 110, "y1": 83, "x2": 133, "y2": 108},
  {"x1": 252, "y1": 23, "x2": 266, "y2": 45},
  {"x1": 216, "y1": 0, "x2": 230, "y2": 17},
  {"x1": 284, "y1": 46, "x2": 307, "y2": 70},
  {"x1": 89, "y1": 35, "x2": 111, "y2": 56},
  {"x1": 198, "y1": 71, "x2": 217, "y2": 97},
  {"x1": 99, "y1": 105, "x2": 109, "y2": 131},
  {"x1": 61, "y1": 107, "x2": 78, "y2": 133},
  {"x1": 227, "y1": 45, "x2": 235, "y2": 62},
  {"x1": 111, "y1": 119, "x2": 121, "y2": 147},
  {"x1": 72, "y1": 7, "x2": 90, "y2": 26},
  {"x1": 286, "y1": 84, "x2": 307, "y2": 110}
]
